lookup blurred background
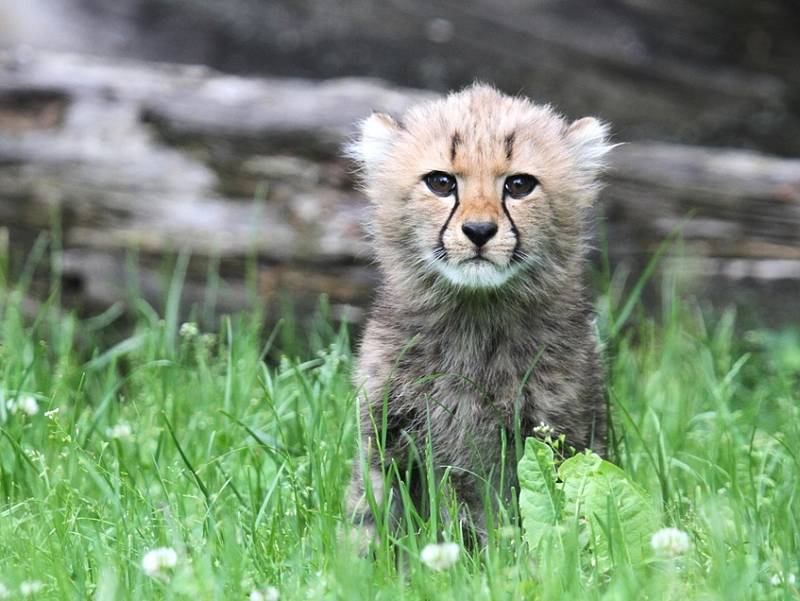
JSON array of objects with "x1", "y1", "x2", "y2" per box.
[{"x1": 1, "y1": 0, "x2": 799, "y2": 328}]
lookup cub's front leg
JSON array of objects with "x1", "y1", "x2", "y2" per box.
[{"x1": 345, "y1": 410, "x2": 404, "y2": 552}]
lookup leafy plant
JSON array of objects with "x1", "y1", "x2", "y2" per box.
[
  {"x1": 518, "y1": 436, "x2": 564, "y2": 551},
  {"x1": 518, "y1": 437, "x2": 660, "y2": 570}
]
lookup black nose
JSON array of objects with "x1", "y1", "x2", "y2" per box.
[{"x1": 461, "y1": 221, "x2": 498, "y2": 247}]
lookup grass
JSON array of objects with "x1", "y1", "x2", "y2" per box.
[{"x1": 0, "y1": 249, "x2": 798, "y2": 600}]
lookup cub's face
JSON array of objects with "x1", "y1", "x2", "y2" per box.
[{"x1": 350, "y1": 85, "x2": 611, "y2": 290}]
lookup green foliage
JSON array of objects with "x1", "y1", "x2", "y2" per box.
[
  {"x1": 0, "y1": 246, "x2": 798, "y2": 599},
  {"x1": 559, "y1": 451, "x2": 659, "y2": 569},
  {"x1": 519, "y1": 439, "x2": 660, "y2": 570},
  {"x1": 518, "y1": 437, "x2": 563, "y2": 551}
]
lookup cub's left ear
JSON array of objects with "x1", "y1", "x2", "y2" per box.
[
  {"x1": 565, "y1": 117, "x2": 615, "y2": 177},
  {"x1": 346, "y1": 112, "x2": 402, "y2": 174}
]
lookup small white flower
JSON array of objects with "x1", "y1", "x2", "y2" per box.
[
  {"x1": 44, "y1": 408, "x2": 60, "y2": 419},
  {"x1": 20, "y1": 580, "x2": 44, "y2": 596},
  {"x1": 770, "y1": 572, "x2": 797, "y2": 586},
  {"x1": 179, "y1": 322, "x2": 199, "y2": 339},
  {"x1": 420, "y1": 542, "x2": 460, "y2": 571},
  {"x1": 141, "y1": 547, "x2": 178, "y2": 580},
  {"x1": 8, "y1": 395, "x2": 39, "y2": 416},
  {"x1": 106, "y1": 422, "x2": 133, "y2": 440},
  {"x1": 533, "y1": 421, "x2": 554, "y2": 436},
  {"x1": 0, "y1": 582, "x2": 9, "y2": 599},
  {"x1": 249, "y1": 586, "x2": 280, "y2": 601},
  {"x1": 650, "y1": 527, "x2": 691, "y2": 558}
]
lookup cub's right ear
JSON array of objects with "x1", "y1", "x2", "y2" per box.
[{"x1": 346, "y1": 112, "x2": 401, "y2": 173}]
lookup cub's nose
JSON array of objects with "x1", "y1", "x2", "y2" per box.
[{"x1": 461, "y1": 221, "x2": 498, "y2": 248}]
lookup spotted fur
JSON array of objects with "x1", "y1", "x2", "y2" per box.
[{"x1": 345, "y1": 83, "x2": 613, "y2": 544}]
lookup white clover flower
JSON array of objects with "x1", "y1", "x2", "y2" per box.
[
  {"x1": 106, "y1": 422, "x2": 133, "y2": 440},
  {"x1": 420, "y1": 542, "x2": 460, "y2": 571},
  {"x1": 249, "y1": 586, "x2": 280, "y2": 601},
  {"x1": 8, "y1": 395, "x2": 39, "y2": 416},
  {"x1": 44, "y1": 408, "x2": 60, "y2": 419},
  {"x1": 141, "y1": 547, "x2": 178, "y2": 580},
  {"x1": 20, "y1": 580, "x2": 44, "y2": 596},
  {"x1": 770, "y1": 572, "x2": 797, "y2": 586},
  {"x1": 650, "y1": 527, "x2": 691, "y2": 558},
  {"x1": 0, "y1": 582, "x2": 9, "y2": 599},
  {"x1": 179, "y1": 322, "x2": 200, "y2": 339}
]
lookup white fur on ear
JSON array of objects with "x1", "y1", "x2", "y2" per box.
[
  {"x1": 347, "y1": 112, "x2": 400, "y2": 172},
  {"x1": 565, "y1": 117, "x2": 615, "y2": 177}
]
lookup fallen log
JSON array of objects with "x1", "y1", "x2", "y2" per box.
[
  {"x1": 4, "y1": 0, "x2": 798, "y2": 156},
  {"x1": 1, "y1": 50, "x2": 798, "y2": 326}
]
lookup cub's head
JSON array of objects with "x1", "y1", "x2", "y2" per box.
[{"x1": 348, "y1": 84, "x2": 613, "y2": 291}]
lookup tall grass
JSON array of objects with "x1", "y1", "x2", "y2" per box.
[{"x1": 0, "y1": 244, "x2": 798, "y2": 600}]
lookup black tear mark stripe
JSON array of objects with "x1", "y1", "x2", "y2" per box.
[
  {"x1": 437, "y1": 131, "x2": 461, "y2": 260},
  {"x1": 504, "y1": 132, "x2": 515, "y2": 161},
  {"x1": 450, "y1": 132, "x2": 461, "y2": 163},
  {"x1": 501, "y1": 192, "x2": 522, "y2": 263},
  {"x1": 436, "y1": 188, "x2": 460, "y2": 261},
  {"x1": 501, "y1": 133, "x2": 521, "y2": 261}
]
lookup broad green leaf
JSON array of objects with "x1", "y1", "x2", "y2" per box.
[
  {"x1": 517, "y1": 437, "x2": 563, "y2": 550},
  {"x1": 559, "y1": 451, "x2": 659, "y2": 569}
]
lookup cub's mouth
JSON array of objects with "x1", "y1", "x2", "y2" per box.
[
  {"x1": 430, "y1": 251, "x2": 522, "y2": 289},
  {"x1": 461, "y1": 254, "x2": 491, "y2": 264}
]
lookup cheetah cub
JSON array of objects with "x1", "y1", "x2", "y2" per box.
[{"x1": 346, "y1": 83, "x2": 613, "y2": 546}]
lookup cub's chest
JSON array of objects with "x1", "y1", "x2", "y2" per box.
[
  {"x1": 411, "y1": 322, "x2": 531, "y2": 377},
  {"x1": 396, "y1": 335, "x2": 529, "y2": 412}
]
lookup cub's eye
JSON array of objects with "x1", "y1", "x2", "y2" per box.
[
  {"x1": 503, "y1": 173, "x2": 538, "y2": 199},
  {"x1": 423, "y1": 171, "x2": 457, "y2": 197}
]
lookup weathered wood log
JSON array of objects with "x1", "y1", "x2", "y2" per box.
[
  {"x1": 3, "y1": 0, "x2": 798, "y2": 156},
  {"x1": 1, "y1": 50, "x2": 798, "y2": 326}
]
